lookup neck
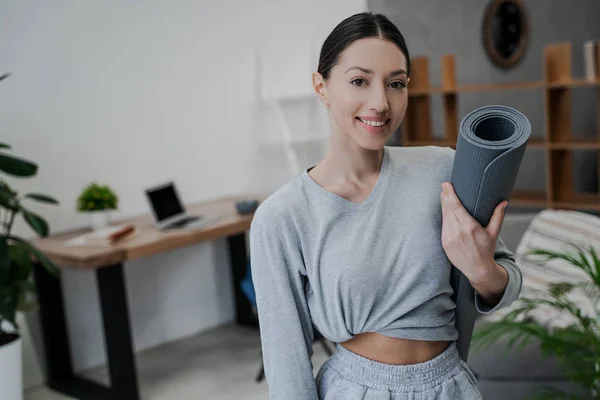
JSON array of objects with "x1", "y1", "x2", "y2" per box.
[{"x1": 319, "y1": 129, "x2": 384, "y2": 181}]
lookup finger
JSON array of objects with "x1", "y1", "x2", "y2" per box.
[
  {"x1": 486, "y1": 200, "x2": 508, "y2": 238},
  {"x1": 440, "y1": 191, "x2": 450, "y2": 229},
  {"x1": 442, "y1": 182, "x2": 476, "y2": 227},
  {"x1": 441, "y1": 192, "x2": 456, "y2": 246},
  {"x1": 441, "y1": 190, "x2": 461, "y2": 234}
]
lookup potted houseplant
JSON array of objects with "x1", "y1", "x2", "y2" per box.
[
  {"x1": 0, "y1": 73, "x2": 60, "y2": 400},
  {"x1": 472, "y1": 244, "x2": 600, "y2": 400},
  {"x1": 76, "y1": 182, "x2": 118, "y2": 230}
]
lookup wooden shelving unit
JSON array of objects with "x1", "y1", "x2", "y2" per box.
[{"x1": 401, "y1": 41, "x2": 600, "y2": 210}]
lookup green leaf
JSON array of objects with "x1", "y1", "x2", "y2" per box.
[
  {"x1": 0, "y1": 153, "x2": 37, "y2": 177},
  {"x1": 0, "y1": 73, "x2": 9, "y2": 82},
  {"x1": 0, "y1": 238, "x2": 9, "y2": 286},
  {"x1": 0, "y1": 183, "x2": 18, "y2": 211},
  {"x1": 15, "y1": 281, "x2": 37, "y2": 313},
  {"x1": 0, "y1": 190, "x2": 14, "y2": 209},
  {"x1": 17, "y1": 300, "x2": 38, "y2": 313},
  {"x1": 548, "y1": 282, "x2": 576, "y2": 297},
  {"x1": 0, "y1": 286, "x2": 18, "y2": 327},
  {"x1": 22, "y1": 280, "x2": 36, "y2": 293},
  {"x1": 9, "y1": 236, "x2": 60, "y2": 277},
  {"x1": 23, "y1": 193, "x2": 58, "y2": 205},
  {"x1": 9, "y1": 244, "x2": 32, "y2": 281},
  {"x1": 18, "y1": 280, "x2": 36, "y2": 294},
  {"x1": 0, "y1": 143, "x2": 11, "y2": 150},
  {"x1": 21, "y1": 209, "x2": 49, "y2": 237}
]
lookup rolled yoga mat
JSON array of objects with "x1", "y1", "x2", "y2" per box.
[{"x1": 448, "y1": 104, "x2": 531, "y2": 362}]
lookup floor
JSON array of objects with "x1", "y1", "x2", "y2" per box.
[{"x1": 25, "y1": 323, "x2": 333, "y2": 400}]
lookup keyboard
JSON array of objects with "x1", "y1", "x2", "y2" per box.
[{"x1": 165, "y1": 215, "x2": 201, "y2": 229}]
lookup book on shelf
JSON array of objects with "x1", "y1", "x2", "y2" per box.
[{"x1": 583, "y1": 39, "x2": 599, "y2": 81}]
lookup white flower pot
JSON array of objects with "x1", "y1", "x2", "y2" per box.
[
  {"x1": 87, "y1": 210, "x2": 111, "y2": 231},
  {"x1": 0, "y1": 335, "x2": 23, "y2": 400}
]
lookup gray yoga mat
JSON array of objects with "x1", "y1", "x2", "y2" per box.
[{"x1": 448, "y1": 105, "x2": 531, "y2": 362}]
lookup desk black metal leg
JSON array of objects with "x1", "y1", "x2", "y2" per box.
[
  {"x1": 33, "y1": 262, "x2": 113, "y2": 399},
  {"x1": 33, "y1": 261, "x2": 75, "y2": 382},
  {"x1": 96, "y1": 263, "x2": 140, "y2": 400},
  {"x1": 227, "y1": 232, "x2": 257, "y2": 327}
]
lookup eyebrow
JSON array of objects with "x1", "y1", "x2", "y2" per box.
[{"x1": 345, "y1": 66, "x2": 407, "y2": 77}]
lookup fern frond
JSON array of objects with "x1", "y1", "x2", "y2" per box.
[
  {"x1": 517, "y1": 296, "x2": 595, "y2": 330},
  {"x1": 525, "y1": 246, "x2": 600, "y2": 288}
]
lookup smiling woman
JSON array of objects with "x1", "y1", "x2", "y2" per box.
[{"x1": 250, "y1": 11, "x2": 522, "y2": 400}]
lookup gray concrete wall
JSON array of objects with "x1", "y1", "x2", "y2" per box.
[{"x1": 371, "y1": 0, "x2": 600, "y2": 197}]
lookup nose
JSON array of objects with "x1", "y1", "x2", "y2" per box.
[{"x1": 368, "y1": 84, "x2": 389, "y2": 113}]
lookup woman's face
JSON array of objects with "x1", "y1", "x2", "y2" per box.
[{"x1": 314, "y1": 37, "x2": 409, "y2": 151}]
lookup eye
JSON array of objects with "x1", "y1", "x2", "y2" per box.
[
  {"x1": 350, "y1": 78, "x2": 367, "y2": 87},
  {"x1": 388, "y1": 81, "x2": 407, "y2": 89}
]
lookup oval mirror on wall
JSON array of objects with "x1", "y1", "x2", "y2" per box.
[{"x1": 482, "y1": 0, "x2": 529, "y2": 69}]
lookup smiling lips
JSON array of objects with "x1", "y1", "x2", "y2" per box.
[{"x1": 357, "y1": 116, "x2": 391, "y2": 134}]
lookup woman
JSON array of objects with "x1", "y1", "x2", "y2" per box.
[{"x1": 250, "y1": 11, "x2": 522, "y2": 400}]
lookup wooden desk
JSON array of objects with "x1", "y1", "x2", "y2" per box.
[{"x1": 32, "y1": 196, "x2": 258, "y2": 400}]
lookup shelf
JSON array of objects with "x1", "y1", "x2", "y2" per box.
[
  {"x1": 408, "y1": 79, "x2": 600, "y2": 96},
  {"x1": 404, "y1": 138, "x2": 545, "y2": 148},
  {"x1": 548, "y1": 137, "x2": 600, "y2": 149},
  {"x1": 547, "y1": 79, "x2": 600, "y2": 90},
  {"x1": 552, "y1": 193, "x2": 600, "y2": 211},
  {"x1": 403, "y1": 140, "x2": 455, "y2": 148},
  {"x1": 509, "y1": 190, "x2": 548, "y2": 208},
  {"x1": 452, "y1": 81, "x2": 546, "y2": 93},
  {"x1": 402, "y1": 42, "x2": 600, "y2": 212},
  {"x1": 527, "y1": 138, "x2": 545, "y2": 148}
]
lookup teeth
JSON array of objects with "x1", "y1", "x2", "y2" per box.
[{"x1": 359, "y1": 118, "x2": 387, "y2": 127}]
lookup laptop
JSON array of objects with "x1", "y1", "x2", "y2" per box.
[{"x1": 145, "y1": 182, "x2": 221, "y2": 230}]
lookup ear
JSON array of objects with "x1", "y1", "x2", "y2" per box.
[{"x1": 312, "y1": 71, "x2": 329, "y2": 108}]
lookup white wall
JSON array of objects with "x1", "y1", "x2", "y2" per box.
[{"x1": 0, "y1": 0, "x2": 366, "y2": 388}]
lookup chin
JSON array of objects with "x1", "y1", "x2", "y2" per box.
[{"x1": 353, "y1": 134, "x2": 389, "y2": 151}]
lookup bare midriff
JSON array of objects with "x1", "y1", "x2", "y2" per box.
[{"x1": 339, "y1": 332, "x2": 450, "y2": 365}]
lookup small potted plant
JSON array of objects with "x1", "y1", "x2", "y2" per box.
[{"x1": 76, "y1": 182, "x2": 118, "y2": 230}]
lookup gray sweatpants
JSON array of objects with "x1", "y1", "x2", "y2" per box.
[{"x1": 315, "y1": 342, "x2": 482, "y2": 399}]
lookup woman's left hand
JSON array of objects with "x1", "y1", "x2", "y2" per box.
[{"x1": 440, "y1": 181, "x2": 508, "y2": 282}]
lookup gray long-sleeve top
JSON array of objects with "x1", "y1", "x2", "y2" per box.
[{"x1": 249, "y1": 145, "x2": 522, "y2": 399}]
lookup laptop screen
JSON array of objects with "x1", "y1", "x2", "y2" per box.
[{"x1": 146, "y1": 183, "x2": 185, "y2": 222}]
